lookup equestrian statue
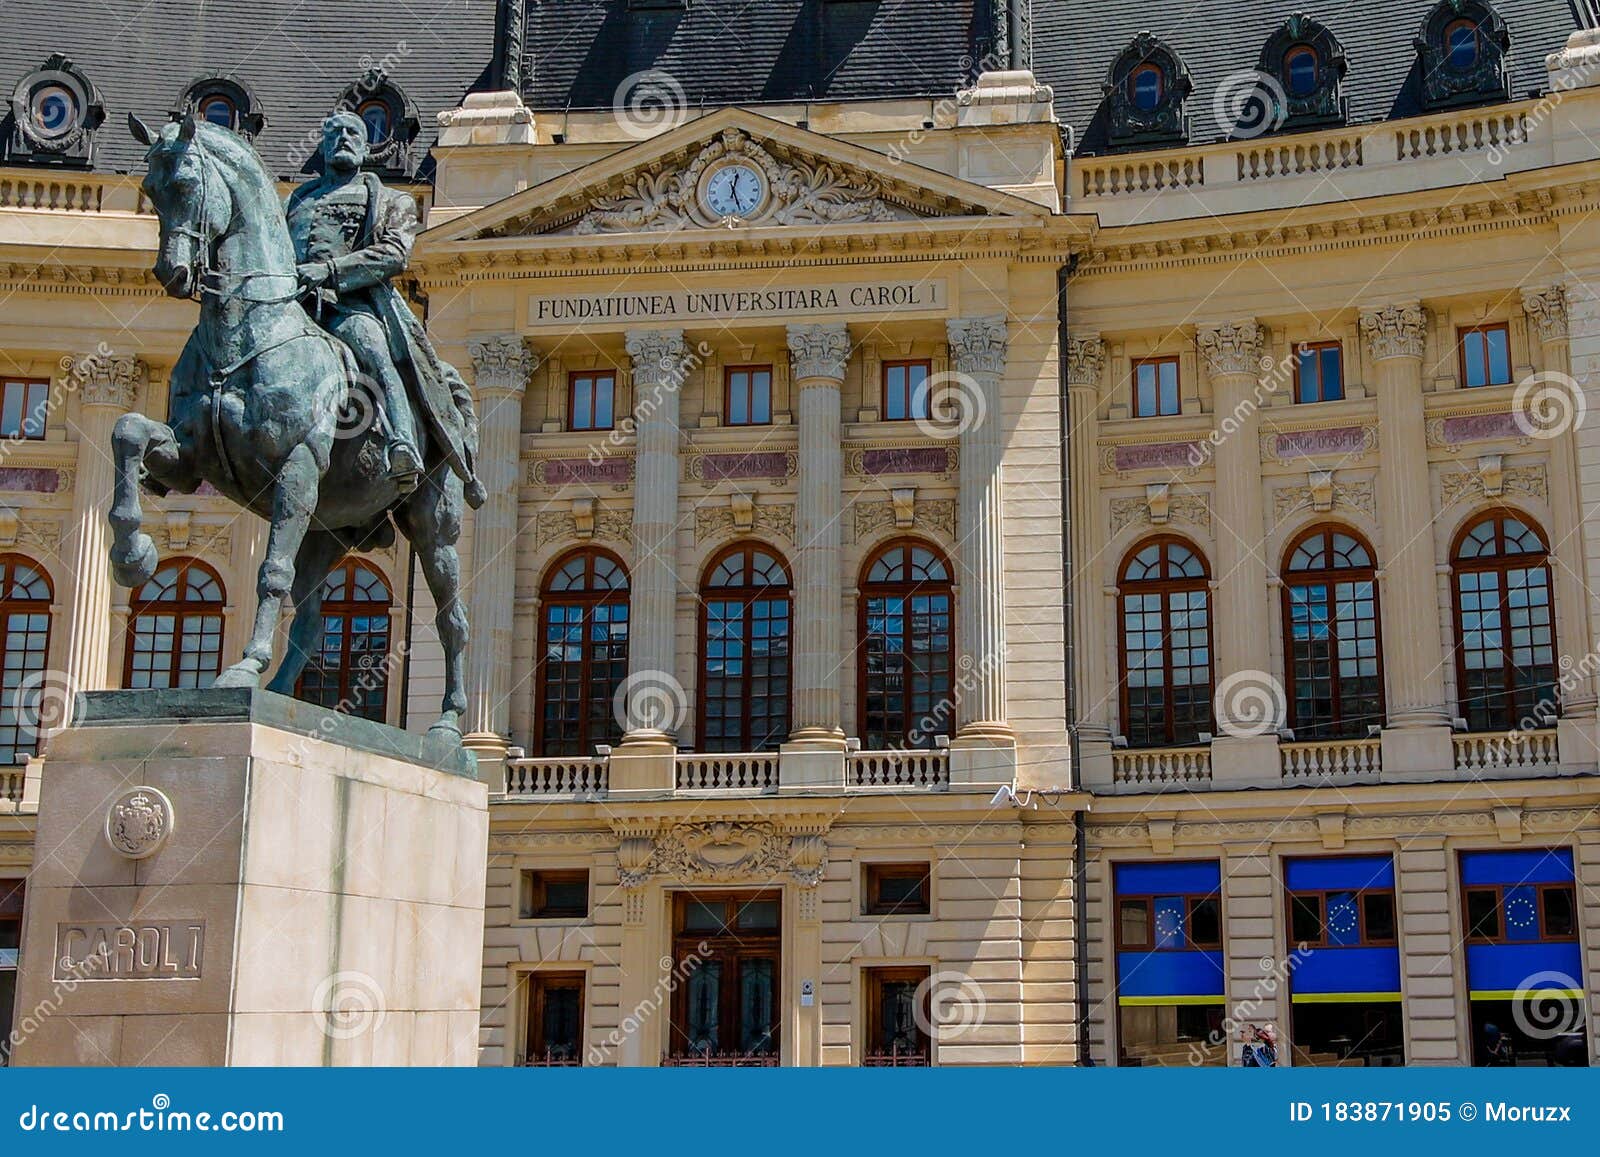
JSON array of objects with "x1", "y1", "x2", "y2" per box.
[{"x1": 109, "y1": 108, "x2": 487, "y2": 737}]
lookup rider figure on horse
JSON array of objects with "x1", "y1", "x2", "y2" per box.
[{"x1": 286, "y1": 110, "x2": 486, "y2": 507}]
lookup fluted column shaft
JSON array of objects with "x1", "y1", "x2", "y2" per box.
[
  {"x1": 1522, "y1": 287, "x2": 1599, "y2": 731},
  {"x1": 786, "y1": 324, "x2": 848, "y2": 745},
  {"x1": 1067, "y1": 336, "x2": 1109, "y2": 742},
  {"x1": 462, "y1": 336, "x2": 535, "y2": 755},
  {"x1": 68, "y1": 354, "x2": 143, "y2": 701},
  {"x1": 949, "y1": 316, "x2": 1012, "y2": 742},
  {"x1": 1360, "y1": 304, "x2": 1451, "y2": 730},
  {"x1": 1198, "y1": 322, "x2": 1274, "y2": 729},
  {"x1": 621, "y1": 329, "x2": 688, "y2": 744}
]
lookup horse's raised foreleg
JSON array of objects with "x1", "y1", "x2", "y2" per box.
[
  {"x1": 264, "y1": 528, "x2": 346, "y2": 697},
  {"x1": 215, "y1": 443, "x2": 320, "y2": 688},
  {"x1": 398, "y1": 471, "x2": 467, "y2": 735},
  {"x1": 108, "y1": 413, "x2": 184, "y2": 589}
]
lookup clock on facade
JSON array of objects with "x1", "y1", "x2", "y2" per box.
[{"x1": 703, "y1": 163, "x2": 765, "y2": 218}]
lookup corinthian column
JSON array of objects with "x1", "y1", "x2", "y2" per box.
[
  {"x1": 620, "y1": 329, "x2": 688, "y2": 749},
  {"x1": 1360, "y1": 303, "x2": 1454, "y2": 777},
  {"x1": 1521, "y1": 285, "x2": 1599, "y2": 771},
  {"x1": 948, "y1": 316, "x2": 1013, "y2": 749},
  {"x1": 1067, "y1": 335, "x2": 1113, "y2": 784},
  {"x1": 461, "y1": 336, "x2": 535, "y2": 779},
  {"x1": 1197, "y1": 321, "x2": 1279, "y2": 784},
  {"x1": 65, "y1": 354, "x2": 142, "y2": 711},
  {"x1": 785, "y1": 323, "x2": 848, "y2": 749}
]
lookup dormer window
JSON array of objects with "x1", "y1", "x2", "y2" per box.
[
  {"x1": 1130, "y1": 63, "x2": 1164, "y2": 111},
  {"x1": 357, "y1": 98, "x2": 393, "y2": 144},
  {"x1": 1102, "y1": 33, "x2": 1192, "y2": 150},
  {"x1": 1285, "y1": 45, "x2": 1319, "y2": 97},
  {"x1": 1415, "y1": 0, "x2": 1511, "y2": 110},
  {"x1": 175, "y1": 78, "x2": 264, "y2": 139},
  {"x1": 1253, "y1": 15, "x2": 1347, "y2": 132},
  {"x1": 5, "y1": 54, "x2": 105, "y2": 167}
]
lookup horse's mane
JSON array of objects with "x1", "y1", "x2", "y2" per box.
[{"x1": 192, "y1": 121, "x2": 283, "y2": 205}]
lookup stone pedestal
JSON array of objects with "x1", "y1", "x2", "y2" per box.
[{"x1": 10, "y1": 688, "x2": 488, "y2": 1066}]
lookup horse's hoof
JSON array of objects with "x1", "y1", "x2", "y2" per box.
[
  {"x1": 110, "y1": 534, "x2": 158, "y2": 589},
  {"x1": 427, "y1": 719, "x2": 462, "y2": 740},
  {"x1": 212, "y1": 661, "x2": 263, "y2": 689}
]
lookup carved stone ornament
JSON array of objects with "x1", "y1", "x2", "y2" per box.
[
  {"x1": 563, "y1": 128, "x2": 910, "y2": 236},
  {"x1": 786, "y1": 323, "x2": 850, "y2": 382},
  {"x1": 531, "y1": 505, "x2": 632, "y2": 552},
  {"x1": 105, "y1": 786, "x2": 174, "y2": 860},
  {"x1": 73, "y1": 353, "x2": 145, "y2": 410},
  {"x1": 626, "y1": 328, "x2": 690, "y2": 387},
  {"x1": 1196, "y1": 321, "x2": 1266, "y2": 378},
  {"x1": 617, "y1": 820, "x2": 830, "y2": 888},
  {"x1": 469, "y1": 335, "x2": 537, "y2": 395},
  {"x1": 850, "y1": 497, "x2": 956, "y2": 543},
  {"x1": 694, "y1": 502, "x2": 795, "y2": 545},
  {"x1": 1359, "y1": 303, "x2": 1426, "y2": 361},
  {"x1": 947, "y1": 316, "x2": 1008, "y2": 377},
  {"x1": 1521, "y1": 285, "x2": 1568, "y2": 345},
  {"x1": 1440, "y1": 463, "x2": 1547, "y2": 508},
  {"x1": 1272, "y1": 478, "x2": 1375, "y2": 522},
  {"x1": 1066, "y1": 334, "x2": 1105, "y2": 387},
  {"x1": 1109, "y1": 492, "x2": 1211, "y2": 536}
]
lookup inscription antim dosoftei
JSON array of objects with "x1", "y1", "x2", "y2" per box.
[{"x1": 54, "y1": 920, "x2": 205, "y2": 980}]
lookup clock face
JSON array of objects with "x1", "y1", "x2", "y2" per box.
[{"x1": 704, "y1": 164, "x2": 764, "y2": 218}]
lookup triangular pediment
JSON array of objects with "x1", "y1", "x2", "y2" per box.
[{"x1": 425, "y1": 107, "x2": 1046, "y2": 245}]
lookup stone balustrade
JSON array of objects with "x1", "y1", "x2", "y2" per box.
[
  {"x1": 1452, "y1": 730, "x2": 1561, "y2": 775},
  {"x1": 1110, "y1": 746, "x2": 1212, "y2": 790},
  {"x1": 503, "y1": 755, "x2": 609, "y2": 799},
  {"x1": 675, "y1": 753, "x2": 781, "y2": 794},
  {"x1": 1280, "y1": 738, "x2": 1382, "y2": 783},
  {"x1": 846, "y1": 748, "x2": 949, "y2": 790}
]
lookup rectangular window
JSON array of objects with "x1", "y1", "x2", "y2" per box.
[
  {"x1": 568, "y1": 372, "x2": 616, "y2": 431},
  {"x1": 1459, "y1": 324, "x2": 1511, "y2": 388},
  {"x1": 1465, "y1": 887, "x2": 1501, "y2": 940},
  {"x1": 523, "y1": 972, "x2": 584, "y2": 1065},
  {"x1": 1464, "y1": 881, "x2": 1577, "y2": 945},
  {"x1": 667, "y1": 891, "x2": 781, "y2": 1065},
  {"x1": 882, "y1": 360, "x2": 931, "y2": 421},
  {"x1": 724, "y1": 365, "x2": 772, "y2": 426},
  {"x1": 519, "y1": 869, "x2": 590, "y2": 920},
  {"x1": 0, "y1": 878, "x2": 21, "y2": 1067},
  {"x1": 863, "y1": 863, "x2": 931, "y2": 916},
  {"x1": 0, "y1": 380, "x2": 47, "y2": 440},
  {"x1": 862, "y1": 966, "x2": 931, "y2": 1066},
  {"x1": 1294, "y1": 342, "x2": 1344, "y2": 404},
  {"x1": 1114, "y1": 893, "x2": 1221, "y2": 950},
  {"x1": 1132, "y1": 357, "x2": 1180, "y2": 418}
]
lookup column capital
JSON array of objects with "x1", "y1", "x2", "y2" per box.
[
  {"x1": 72, "y1": 353, "x2": 145, "y2": 410},
  {"x1": 1195, "y1": 320, "x2": 1265, "y2": 378},
  {"x1": 1521, "y1": 284, "x2": 1569, "y2": 344},
  {"x1": 947, "y1": 315, "x2": 1008, "y2": 377},
  {"x1": 785, "y1": 322, "x2": 850, "y2": 383},
  {"x1": 1066, "y1": 333, "x2": 1105, "y2": 388},
  {"x1": 625, "y1": 328, "x2": 691, "y2": 387},
  {"x1": 1359, "y1": 302, "x2": 1427, "y2": 361},
  {"x1": 467, "y1": 334, "x2": 537, "y2": 396}
]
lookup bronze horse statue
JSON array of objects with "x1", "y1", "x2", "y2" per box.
[{"x1": 109, "y1": 112, "x2": 468, "y2": 736}]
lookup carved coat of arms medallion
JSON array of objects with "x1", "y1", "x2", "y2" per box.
[{"x1": 104, "y1": 786, "x2": 174, "y2": 860}]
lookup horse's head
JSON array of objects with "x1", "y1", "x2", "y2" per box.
[{"x1": 130, "y1": 112, "x2": 232, "y2": 300}]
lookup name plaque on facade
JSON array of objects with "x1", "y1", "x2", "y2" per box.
[
  {"x1": 54, "y1": 920, "x2": 205, "y2": 980},
  {"x1": 527, "y1": 279, "x2": 947, "y2": 329},
  {"x1": 1269, "y1": 425, "x2": 1370, "y2": 460}
]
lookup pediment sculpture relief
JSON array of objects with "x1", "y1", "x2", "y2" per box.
[
  {"x1": 559, "y1": 128, "x2": 913, "y2": 236},
  {"x1": 616, "y1": 820, "x2": 829, "y2": 888}
]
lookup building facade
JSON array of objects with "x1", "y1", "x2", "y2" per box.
[{"x1": 1, "y1": 0, "x2": 1599, "y2": 1067}]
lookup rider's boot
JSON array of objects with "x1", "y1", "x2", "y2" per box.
[{"x1": 379, "y1": 370, "x2": 422, "y2": 494}]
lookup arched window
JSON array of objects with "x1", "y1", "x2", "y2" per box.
[
  {"x1": 295, "y1": 560, "x2": 392, "y2": 722},
  {"x1": 1445, "y1": 18, "x2": 1481, "y2": 69},
  {"x1": 535, "y1": 549, "x2": 630, "y2": 756},
  {"x1": 357, "y1": 97, "x2": 393, "y2": 144},
  {"x1": 1285, "y1": 45, "x2": 1319, "y2": 97},
  {"x1": 1129, "y1": 63, "x2": 1164, "y2": 111},
  {"x1": 123, "y1": 559, "x2": 224, "y2": 690},
  {"x1": 1451, "y1": 512, "x2": 1557, "y2": 733},
  {"x1": 699, "y1": 545, "x2": 791, "y2": 753},
  {"x1": 175, "y1": 77, "x2": 264, "y2": 139},
  {"x1": 1281, "y1": 527, "x2": 1384, "y2": 740},
  {"x1": 1118, "y1": 538, "x2": 1213, "y2": 747},
  {"x1": 0, "y1": 556, "x2": 52, "y2": 764},
  {"x1": 858, "y1": 540, "x2": 953, "y2": 750}
]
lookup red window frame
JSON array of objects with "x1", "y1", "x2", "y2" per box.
[
  {"x1": 534, "y1": 548, "x2": 630, "y2": 756},
  {"x1": 882, "y1": 360, "x2": 932, "y2": 422},
  {"x1": 1132, "y1": 356, "x2": 1180, "y2": 418},
  {"x1": 122, "y1": 558, "x2": 225, "y2": 690},
  {"x1": 723, "y1": 365, "x2": 772, "y2": 426},
  {"x1": 294, "y1": 559, "x2": 392, "y2": 722},
  {"x1": 0, "y1": 379, "x2": 48, "y2": 441},
  {"x1": 567, "y1": 371, "x2": 616, "y2": 431},
  {"x1": 1457, "y1": 323, "x2": 1512, "y2": 388}
]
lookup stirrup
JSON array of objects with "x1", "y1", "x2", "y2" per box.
[{"x1": 388, "y1": 442, "x2": 422, "y2": 490}]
